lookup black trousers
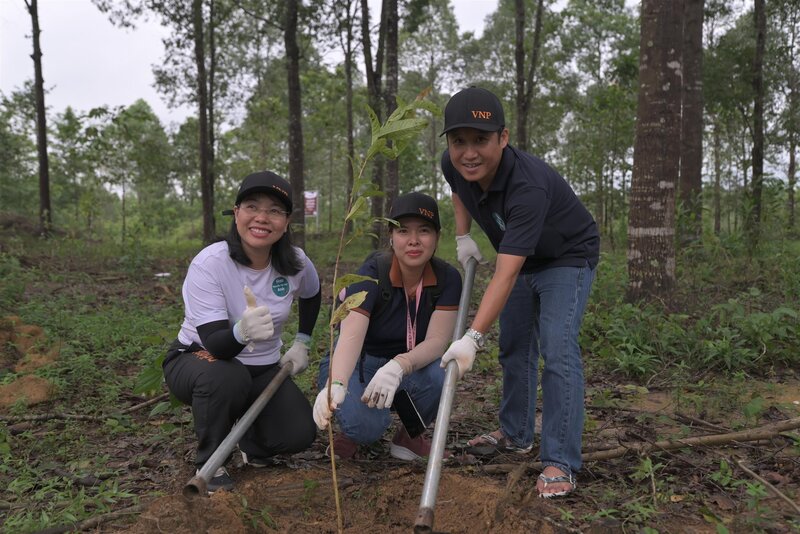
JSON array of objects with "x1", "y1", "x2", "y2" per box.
[{"x1": 163, "y1": 347, "x2": 316, "y2": 466}]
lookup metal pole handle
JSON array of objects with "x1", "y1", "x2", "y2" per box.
[
  {"x1": 414, "y1": 257, "x2": 478, "y2": 532},
  {"x1": 184, "y1": 362, "x2": 293, "y2": 497}
]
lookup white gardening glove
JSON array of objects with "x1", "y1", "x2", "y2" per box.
[
  {"x1": 440, "y1": 334, "x2": 479, "y2": 380},
  {"x1": 361, "y1": 359, "x2": 404, "y2": 409},
  {"x1": 279, "y1": 334, "x2": 310, "y2": 375},
  {"x1": 233, "y1": 286, "x2": 274, "y2": 347},
  {"x1": 455, "y1": 234, "x2": 486, "y2": 270},
  {"x1": 313, "y1": 382, "x2": 347, "y2": 430}
]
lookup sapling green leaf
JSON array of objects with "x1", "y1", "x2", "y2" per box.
[
  {"x1": 330, "y1": 291, "x2": 368, "y2": 325},
  {"x1": 345, "y1": 197, "x2": 367, "y2": 221}
]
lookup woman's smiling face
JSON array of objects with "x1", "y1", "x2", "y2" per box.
[{"x1": 234, "y1": 193, "x2": 290, "y2": 256}]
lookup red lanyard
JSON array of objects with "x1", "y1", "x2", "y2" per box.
[{"x1": 405, "y1": 280, "x2": 423, "y2": 351}]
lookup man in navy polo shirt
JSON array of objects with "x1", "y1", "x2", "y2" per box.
[{"x1": 439, "y1": 86, "x2": 599, "y2": 498}]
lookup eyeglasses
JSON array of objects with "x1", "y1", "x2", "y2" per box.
[{"x1": 238, "y1": 203, "x2": 289, "y2": 219}]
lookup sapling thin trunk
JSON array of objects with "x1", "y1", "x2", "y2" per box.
[{"x1": 324, "y1": 91, "x2": 439, "y2": 532}]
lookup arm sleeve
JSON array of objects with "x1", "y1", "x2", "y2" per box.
[
  {"x1": 393, "y1": 309, "x2": 457, "y2": 374},
  {"x1": 196, "y1": 320, "x2": 245, "y2": 360},
  {"x1": 328, "y1": 311, "x2": 370, "y2": 384},
  {"x1": 298, "y1": 289, "x2": 321, "y2": 336}
]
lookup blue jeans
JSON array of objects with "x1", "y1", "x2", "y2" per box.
[
  {"x1": 498, "y1": 264, "x2": 595, "y2": 476},
  {"x1": 317, "y1": 352, "x2": 445, "y2": 444}
]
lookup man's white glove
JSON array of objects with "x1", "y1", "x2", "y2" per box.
[
  {"x1": 362, "y1": 359, "x2": 404, "y2": 409},
  {"x1": 233, "y1": 286, "x2": 274, "y2": 345},
  {"x1": 455, "y1": 234, "x2": 486, "y2": 270},
  {"x1": 280, "y1": 336, "x2": 310, "y2": 375},
  {"x1": 313, "y1": 382, "x2": 347, "y2": 430},
  {"x1": 440, "y1": 334, "x2": 479, "y2": 380}
]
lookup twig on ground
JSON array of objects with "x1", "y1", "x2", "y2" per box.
[
  {"x1": 482, "y1": 417, "x2": 800, "y2": 475},
  {"x1": 735, "y1": 460, "x2": 800, "y2": 515},
  {"x1": 49, "y1": 467, "x2": 105, "y2": 487},
  {"x1": 649, "y1": 458, "x2": 658, "y2": 508},
  {"x1": 30, "y1": 503, "x2": 143, "y2": 534},
  {"x1": 0, "y1": 412, "x2": 106, "y2": 423},
  {"x1": 121, "y1": 392, "x2": 170, "y2": 414},
  {"x1": 0, "y1": 392, "x2": 170, "y2": 423}
]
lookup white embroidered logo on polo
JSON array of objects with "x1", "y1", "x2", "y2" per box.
[{"x1": 492, "y1": 212, "x2": 506, "y2": 231}]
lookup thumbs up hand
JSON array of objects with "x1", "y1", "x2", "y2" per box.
[{"x1": 233, "y1": 286, "x2": 274, "y2": 345}]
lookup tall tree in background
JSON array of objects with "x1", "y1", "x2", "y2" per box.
[
  {"x1": 627, "y1": 0, "x2": 683, "y2": 304},
  {"x1": 94, "y1": 0, "x2": 227, "y2": 244},
  {"x1": 513, "y1": 0, "x2": 544, "y2": 151},
  {"x1": 25, "y1": 0, "x2": 52, "y2": 234},
  {"x1": 361, "y1": 0, "x2": 387, "y2": 247},
  {"x1": 558, "y1": 0, "x2": 639, "y2": 242},
  {"x1": 329, "y1": 0, "x2": 359, "y2": 234},
  {"x1": 0, "y1": 86, "x2": 39, "y2": 216},
  {"x1": 778, "y1": 1, "x2": 799, "y2": 231},
  {"x1": 284, "y1": 0, "x2": 306, "y2": 248},
  {"x1": 193, "y1": 0, "x2": 215, "y2": 243},
  {"x1": 748, "y1": 0, "x2": 766, "y2": 244},
  {"x1": 679, "y1": 0, "x2": 705, "y2": 244},
  {"x1": 400, "y1": 0, "x2": 461, "y2": 199},
  {"x1": 383, "y1": 0, "x2": 399, "y2": 218}
]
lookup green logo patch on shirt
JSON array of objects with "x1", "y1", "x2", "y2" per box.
[{"x1": 272, "y1": 277, "x2": 290, "y2": 297}]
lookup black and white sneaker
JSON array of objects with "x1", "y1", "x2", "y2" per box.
[
  {"x1": 201, "y1": 466, "x2": 234, "y2": 494},
  {"x1": 241, "y1": 450, "x2": 275, "y2": 468}
]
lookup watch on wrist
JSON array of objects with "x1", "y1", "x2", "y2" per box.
[{"x1": 464, "y1": 328, "x2": 485, "y2": 349}]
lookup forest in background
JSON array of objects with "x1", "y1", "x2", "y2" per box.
[
  {"x1": 2, "y1": 1, "x2": 800, "y2": 532},
  {"x1": 2, "y1": 1, "x2": 798, "y2": 268}
]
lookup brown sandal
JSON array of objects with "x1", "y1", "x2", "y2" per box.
[{"x1": 465, "y1": 430, "x2": 533, "y2": 456}]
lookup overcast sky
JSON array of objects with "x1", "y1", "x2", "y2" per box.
[{"x1": 0, "y1": 0, "x2": 498, "y2": 128}]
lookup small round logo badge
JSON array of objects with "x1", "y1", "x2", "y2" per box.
[
  {"x1": 492, "y1": 212, "x2": 506, "y2": 231},
  {"x1": 272, "y1": 277, "x2": 290, "y2": 297}
]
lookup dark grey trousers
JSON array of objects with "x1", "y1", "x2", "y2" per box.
[{"x1": 163, "y1": 348, "x2": 316, "y2": 466}]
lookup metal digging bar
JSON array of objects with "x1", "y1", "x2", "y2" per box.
[
  {"x1": 183, "y1": 361, "x2": 293, "y2": 498},
  {"x1": 414, "y1": 257, "x2": 477, "y2": 533}
]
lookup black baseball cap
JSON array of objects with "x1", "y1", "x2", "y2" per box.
[
  {"x1": 389, "y1": 192, "x2": 441, "y2": 231},
  {"x1": 440, "y1": 86, "x2": 505, "y2": 136},
  {"x1": 235, "y1": 171, "x2": 293, "y2": 212}
]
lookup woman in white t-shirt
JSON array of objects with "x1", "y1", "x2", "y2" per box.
[{"x1": 163, "y1": 171, "x2": 321, "y2": 493}]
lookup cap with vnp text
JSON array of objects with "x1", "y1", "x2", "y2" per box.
[
  {"x1": 440, "y1": 86, "x2": 505, "y2": 136},
  {"x1": 389, "y1": 192, "x2": 441, "y2": 231}
]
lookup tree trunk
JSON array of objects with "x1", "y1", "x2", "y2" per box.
[
  {"x1": 514, "y1": 0, "x2": 544, "y2": 152},
  {"x1": 787, "y1": 37, "x2": 798, "y2": 231},
  {"x1": 383, "y1": 0, "x2": 399, "y2": 226},
  {"x1": 26, "y1": 0, "x2": 52, "y2": 235},
  {"x1": 679, "y1": 0, "x2": 704, "y2": 244},
  {"x1": 748, "y1": 0, "x2": 766, "y2": 246},
  {"x1": 361, "y1": 0, "x2": 386, "y2": 248},
  {"x1": 207, "y1": 0, "x2": 217, "y2": 226},
  {"x1": 627, "y1": 0, "x2": 682, "y2": 305},
  {"x1": 713, "y1": 118, "x2": 722, "y2": 235},
  {"x1": 285, "y1": 0, "x2": 306, "y2": 249},
  {"x1": 789, "y1": 129, "x2": 797, "y2": 232},
  {"x1": 341, "y1": 1, "x2": 356, "y2": 235},
  {"x1": 193, "y1": 0, "x2": 214, "y2": 244},
  {"x1": 514, "y1": 0, "x2": 525, "y2": 147}
]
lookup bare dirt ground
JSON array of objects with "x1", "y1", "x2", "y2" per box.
[
  {"x1": 115, "y1": 370, "x2": 800, "y2": 534},
  {"x1": 2, "y1": 234, "x2": 799, "y2": 533}
]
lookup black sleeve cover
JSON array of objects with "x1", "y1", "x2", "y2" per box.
[
  {"x1": 196, "y1": 320, "x2": 245, "y2": 360},
  {"x1": 298, "y1": 289, "x2": 322, "y2": 336}
]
